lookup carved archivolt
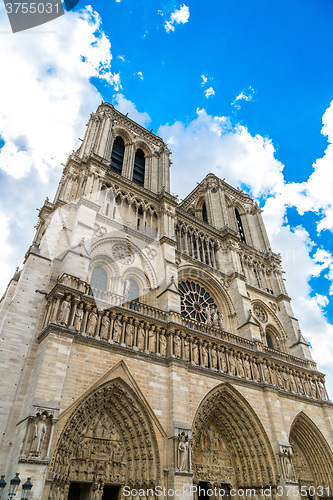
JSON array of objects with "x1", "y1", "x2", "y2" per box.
[
  {"x1": 289, "y1": 412, "x2": 333, "y2": 488},
  {"x1": 48, "y1": 379, "x2": 161, "y2": 497},
  {"x1": 192, "y1": 383, "x2": 278, "y2": 488}
]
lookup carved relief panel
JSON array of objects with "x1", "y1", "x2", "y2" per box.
[{"x1": 192, "y1": 420, "x2": 235, "y2": 485}]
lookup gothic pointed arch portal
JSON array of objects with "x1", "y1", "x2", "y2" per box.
[
  {"x1": 48, "y1": 378, "x2": 161, "y2": 499},
  {"x1": 290, "y1": 412, "x2": 333, "y2": 491},
  {"x1": 192, "y1": 384, "x2": 278, "y2": 491}
]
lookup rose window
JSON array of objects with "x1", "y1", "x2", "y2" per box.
[{"x1": 179, "y1": 280, "x2": 216, "y2": 322}]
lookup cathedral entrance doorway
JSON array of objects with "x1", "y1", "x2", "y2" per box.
[
  {"x1": 192, "y1": 384, "x2": 278, "y2": 492},
  {"x1": 48, "y1": 378, "x2": 161, "y2": 500}
]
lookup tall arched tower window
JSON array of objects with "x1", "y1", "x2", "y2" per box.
[
  {"x1": 90, "y1": 266, "x2": 108, "y2": 290},
  {"x1": 235, "y1": 208, "x2": 246, "y2": 243},
  {"x1": 133, "y1": 149, "x2": 145, "y2": 186},
  {"x1": 202, "y1": 202, "x2": 208, "y2": 223},
  {"x1": 110, "y1": 136, "x2": 125, "y2": 175}
]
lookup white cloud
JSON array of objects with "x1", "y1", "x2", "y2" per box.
[
  {"x1": 205, "y1": 87, "x2": 215, "y2": 98},
  {"x1": 136, "y1": 71, "x2": 144, "y2": 80},
  {"x1": 201, "y1": 74, "x2": 208, "y2": 86},
  {"x1": 0, "y1": 5, "x2": 119, "y2": 291},
  {"x1": 158, "y1": 108, "x2": 284, "y2": 199},
  {"x1": 232, "y1": 87, "x2": 255, "y2": 109},
  {"x1": 113, "y1": 94, "x2": 151, "y2": 128},
  {"x1": 0, "y1": 6, "x2": 119, "y2": 181},
  {"x1": 164, "y1": 4, "x2": 190, "y2": 33},
  {"x1": 117, "y1": 55, "x2": 126, "y2": 61}
]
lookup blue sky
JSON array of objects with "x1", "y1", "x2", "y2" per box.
[{"x1": 1, "y1": 0, "x2": 333, "y2": 394}]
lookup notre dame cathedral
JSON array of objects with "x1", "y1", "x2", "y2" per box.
[{"x1": 0, "y1": 102, "x2": 332, "y2": 500}]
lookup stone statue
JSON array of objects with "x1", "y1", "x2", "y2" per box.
[
  {"x1": 159, "y1": 332, "x2": 166, "y2": 356},
  {"x1": 174, "y1": 334, "x2": 181, "y2": 357},
  {"x1": 148, "y1": 325, "x2": 156, "y2": 352},
  {"x1": 74, "y1": 302, "x2": 84, "y2": 331},
  {"x1": 228, "y1": 351, "x2": 236, "y2": 376},
  {"x1": 211, "y1": 347, "x2": 218, "y2": 369},
  {"x1": 30, "y1": 413, "x2": 47, "y2": 456},
  {"x1": 218, "y1": 348, "x2": 227, "y2": 372},
  {"x1": 86, "y1": 307, "x2": 98, "y2": 336},
  {"x1": 212, "y1": 308, "x2": 219, "y2": 327},
  {"x1": 282, "y1": 448, "x2": 296, "y2": 481},
  {"x1": 236, "y1": 353, "x2": 245, "y2": 378},
  {"x1": 218, "y1": 311, "x2": 224, "y2": 329},
  {"x1": 201, "y1": 344, "x2": 208, "y2": 366},
  {"x1": 184, "y1": 338, "x2": 190, "y2": 360},
  {"x1": 204, "y1": 306, "x2": 212, "y2": 325},
  {"x1": 113, "y1": 316, "x2": 122, "y2": 343},
  {"x1": 263, "y1": 362, "x2": 271, "y2": 384},
  {"x1": 58, "y1": 295, "x2": 71, "y2": 326},
  {"x1": 100, "y1": 311, "x2": 110, "y2": 340},
  {"x1": 192, "y1": 343, "x2": 199, "y2": 364},
  {"x1": 244, "y1": 355, "x2": 252, "y2": 379},
  {"x1": 125, "y1": 318, "x2": 134, "y2": 347},
  {"x1": 137, "y1": 322, "x2": 145, "y2": 350},
  {"x1": 178, "y1": 432, "x2": 189, "y2": 471}
]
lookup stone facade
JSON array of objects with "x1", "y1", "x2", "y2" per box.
[{"x1": 0, "y1": 102, "x2": 332, "y2": 500}]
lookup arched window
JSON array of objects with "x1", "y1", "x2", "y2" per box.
[
  {"x1": 235, "y1": 208, "x2": 246, "y2": 243},
  {"x1": 202, "y1": 202, "x2": 208, "y2": 223},
  {"x1": 124, "y1": 278, "x2": 140, "y2": 302},
  {"x1": 110, "y1": 136, "x2": 125, "y2": 175},
  {"x1": 266, "y1": 332, "x2": 274, "y2": 349},
  {"x1": 90, "y1": 267, "x2": 108, "y2": 290},
  {"x1": 133, "y1": 149, "x2": 145, "y2": 186}
]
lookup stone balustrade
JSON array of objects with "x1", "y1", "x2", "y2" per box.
[{"x1": 39, "y1": 274, "x2": 329, "y2": 402}]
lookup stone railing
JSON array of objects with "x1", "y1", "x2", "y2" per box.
[{"x1": 39, "y1": 275, "x2": 329, "y2": 403}]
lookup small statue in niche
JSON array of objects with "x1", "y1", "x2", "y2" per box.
[
  {"x1": 184, "y1": 337, "x2": 190, "y2": 360},
  {"x1": 218, "y1": 311, "x2": 224, "y2": 329},
  {"x1": 86, "y1": 307, "x2": 98, "y2": 336},
  {"x1": 100, "y1": 311, "x2": 110, "y2": 340},
  {"x1": 178, "y1": 431, "x2": 189, "y2": 471},
  {"x1": 159, "y1": 332, "x2": 167, "y2": 356},
  {"x1": 125, "y1": 318, "x2": 134, "y2": 347},
  {"x1": 192, "y1": 342, "x2": 199, "y2": 365},
  {"x1": 236, "y1": 353, "x2": 245, "y2": 378},
  {"x1": 113, "y1": 315, "x2": 122, "y2": 343},
  {"x1": 228, "y1": 351, "x2": 236, "y2": 376},
  {"x1": 244, "y1": 355, "x2": 252, "y2": 379},
  {"x1": 58, "y1": 295, "x2": 72, "y2": 326},
  {"x1": 282, "y1": 448, "x2": 296, "y2": 481},
  {"x1": 148, "y1": 325, "x2": 156, "y2": 353},
  {"x1": 201, "y1": 344, "x2": 208, "y2": 367},
  {"x1": 30, "y1": 413, "x2": 47, "y2": 456},
  {"x1": 211, "y1": 347, "x2": 218, "y2": 369},
  {"x1": 73, "y1": 302, "x2": 84, "y2": 331},
  {"x1": 218, "y1": 347, "x2": 227, "y2": 372},
  {"x1": 137, "y1": 322, "x2": 145, "y2": 350},
  {"x1": 173, "y1": 334, "x2": 181, "y2": 357}
]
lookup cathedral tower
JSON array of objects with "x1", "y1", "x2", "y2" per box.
[{"x1": 0, "y1": 103, "x2": 332, "y2": 500}]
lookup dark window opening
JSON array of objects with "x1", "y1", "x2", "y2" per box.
[
  {"x1": 102, "y1": 485, "x2": 121, "y2": 500},
  {"x1": 68, "y1": 482, "x2": 91, "y2": 500},
  {"x1": 235, "y1": 208, "x2": 246, "y2": 243},
  {"x1": 110, "y1": 136, "x2": 125, "y2": 175},
  {"x1": 266, "y1": 332, "x2": 274, "y2": 349},
  {"x1": 202, "y1": 202, "x2": 208, "y2": 223},
  {"x1": 133, "y1": 149, "x2": 145, "y2": 186},
  {"x1": 198, "y1": 482, "x2": 210, "y2": 500},
  {"x1": 90, "y1": 267, "x2": 108, "y2": 290}
]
